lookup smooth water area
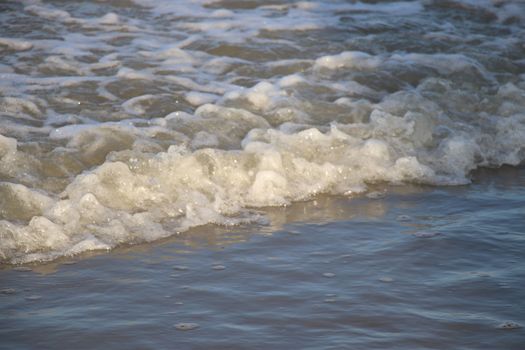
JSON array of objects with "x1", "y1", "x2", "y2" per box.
[{"x1": 1, "y1": 167, "x2": 524, "y2": 349}]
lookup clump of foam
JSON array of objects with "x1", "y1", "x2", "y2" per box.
[
  {"x1": 185, "y1": 91, "x2": 219, "y2": 106},
  {"x1": 99, "y1": 13, "x2": 120, "y2": 25},
  {"x1": 0, "y1": 183, "x2": 54, "y2": 221},
  {"x1": 211, "y1": 9, "x2": 234, "y2": 18},
  {"x1": 24, "y1": 5, "x2": 79, "y2": 24},
  {"x1": 0, "y1": 38, "x2": 33, "y2": 51},
  {"x1": 166, "y1": 104, "x2": 270, "y2": 148},
  {"x1": 224, "y1": 81, "x2": 285, "y2": 111},
  {"x1": 0, "y1": 134, "x2": 43, "y2": 184},
  {"x1": 278, "y1": 74, "x2": 306, "y2": 88},
  {"x1": 0, "y1": 123, "x2": 442, "y2": 263},
  {"x1": 314, "y1": 51, "x2": 384, "y2": 71},
  {"x1": 0, "y1": 97, "x2": 42, "y2": 118},
  {"x1": 0, "y1": 135, "x2": 17, "y2": 158}
]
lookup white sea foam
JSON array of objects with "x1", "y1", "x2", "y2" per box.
[
  {"x1": 185, "y1": 91, "x2": 220, "y2": 106},
  {"x1": 314, "y1": 51, "x2": 384, "y2": 71},
  {"x1": 98, "y1": 13, "x2": 120, "y2": 25},
  {"x1": 0, "y1": 38, "x2": 33, "y2": 51},
  {"x1": 24, "y1": 5, "x2": 78, "y2": 24}
]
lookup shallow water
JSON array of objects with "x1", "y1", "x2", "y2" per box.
[
  {"x1": 1, "y1": 0, "x2": 525, "y2": 347},
  {"x1": 1, "y1": 166, "x2": 524, "y2": 349}
]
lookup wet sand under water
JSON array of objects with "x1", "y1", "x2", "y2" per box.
[{"x1": 1, "y1": 166, "x2": 524, "y2": 350}]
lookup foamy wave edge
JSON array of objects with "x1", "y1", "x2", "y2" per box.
[{"x1": 1, "y1": 101, "x2": 524, "y2": 264}]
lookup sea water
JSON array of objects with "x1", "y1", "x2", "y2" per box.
[{"x1": 0, "y1": 0, "x2": 524, "y2": 348}]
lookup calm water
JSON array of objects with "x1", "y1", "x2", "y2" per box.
[{"x1": 1, "y1": 0, "x2": 525, "y2": 347}]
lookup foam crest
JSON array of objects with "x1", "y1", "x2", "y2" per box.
[
  {"x1": 314, "y1": 51, "x2": 384, "y2": 71},
  {"x1": 314, "y1": 51, "x2": 491, "y2": 81},
  {"x1": 0, "y1": 38, "x2": 33, "y2": 52},
  {"x1": 0, "y1": 125, "x2": 434, "y2": 263}
]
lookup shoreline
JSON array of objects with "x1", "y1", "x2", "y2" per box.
[{"x1": 1, "y1": 164, "x2": 522, "y2": 271}]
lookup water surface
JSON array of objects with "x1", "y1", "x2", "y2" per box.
[
  {"x1": 1, "y1": 167, "x2": 524, "y2": 349},
  {"x1": 1, "y1": 0, "x2": 525, "y2": 262},
  {"x1": 1, "y1": 0, "x2": 525, "y2": 347}
]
